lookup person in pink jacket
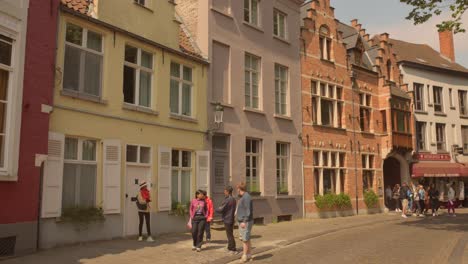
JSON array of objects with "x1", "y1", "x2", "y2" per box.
[
  {"x1": 190, "y1": 190, "x2": 208, "y2": 252},
  {"x1": 201, "y1": 190, "x2": 214, "y2": 242}
]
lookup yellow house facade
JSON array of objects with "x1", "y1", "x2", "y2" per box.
[{"x1": 40, "y1": 0, "x2": 209, "y2": 248}]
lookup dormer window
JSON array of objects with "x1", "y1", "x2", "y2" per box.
[
  {"x1": 319, "y1": 25, "x2": 332, "y2": 61},
  {"x1": 386, "y1": 60, "x2": 393, "y2": 81}
]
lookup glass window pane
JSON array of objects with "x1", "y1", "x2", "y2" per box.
[
  {"x1": 86, "y1": 31, "x2": 102, "y2": 52},
  {"x1": 62, "y1": 163, "x2": 77, "y2": 208},
  {"x1": 139, "y1": 71, "x2": 151, "y2": 107},
  {"x1": 141, "y1": 50, "x2": 153, "y2": 69},
  {"x1": 182, "y1": 151, "x2": 191, "y2": 167},
  {"x1": 181, "y1": 171, "x2": 191, "y2": 204},
  {"x1": 0, "y1": 38, "x2": 12, "y2": 66},
  {"x1": 82, "y1": 140, "x2": 96, "y2": 161},
  {"x1": 182, "y1": 83, "x2": 191, "y2": 116},
  {"x1": 170, "y1": 62, "x2": 180, "y2": 77},
  {"x1": 65, "y1": 138, "x2": 78, "y2": 160},
  {"x1": 183, "y1": 66, "x2": 192, "y2": 82},
  {"x1": 171, "y1": 150, "x2": 179, "y2": 167},
  {"x1": 244, "y1": 0, "x2": 250, "y2": 22},
  {"x1": 140, "y1": 146, "x2": 150, "y2": 163},
  {"x1": 170, "y1": 80, "x2": 179, "y2": 114},
  {"x1": 65, "y1": 24, "x2": 83, "y2": 45},
  {"x1": 251, "y1": 0, "x2": 258, "y2": 25},
  {"x1": 125, "y1": 45, "x2": 138, "y2": 63},
  {"x1": 123, "y1": 66, "x2": 136, "y2": 104},
  {"x1": 79, "y1": 164, "x2": 96, "y2": 207},
  {"x1": 0, "y1": 69, "x2": 8, "y2": 101},
  {"x1": 84, "y1": 52, "x2": 102, "y2": 96},
  {"x1": 63, "y1": 45, "x2": 81, "y2": 92},
  {"x1": 171, "y1": 170, "x2": 179, "y2": 203},
  {"x1": 126, "y1": 145, "x2": 138, "y2": 162}
]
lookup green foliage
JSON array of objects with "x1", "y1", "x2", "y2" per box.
[
  {"x1": 278, "y1": 184, "x2": 289, "y2": 194},
  {"x1": 171, "y1": 201, "x2": 190, "y2": 216},
  {"x1": 315, "y1": 193, "x2": 352, "y2": 210},
  {"x1": 249, "y1": 184, "x2": 261, "y2": 195},
  {"x1": 400, "y1": 0, "x2": 467, "y2": 33},
  {"x1": 61, "y1": 206, "x2": 105, "y2": 230},
  {"x1": 364, "y1": 190, "x2": 379, "y2": 208}
]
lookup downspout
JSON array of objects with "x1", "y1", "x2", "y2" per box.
[
  {"x1": 36, "y1": 162, "x2": 44, "y2": 251},
  {"x1": 302, "y1": 161, "x2": 305, "y2": 218},
  {"x1": 350, "y1": 71, "x2": 359, "y2": 215}
]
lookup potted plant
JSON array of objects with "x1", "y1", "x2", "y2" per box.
[
  {"x1": 249, "y1": 184, "x2": 261, "y2": 196},
  {"x1": 60, "y1": 206, "x2": 105, "y2": 231},
  {"x1": 170, "y1": 201, "x2": 190, "y2": 217},
  {"x1": 364, "y1": 190, "x2": 379, "y2": 210},
  {"x1": 278, "y1": 185, "x2": 289, "y2": 195}
]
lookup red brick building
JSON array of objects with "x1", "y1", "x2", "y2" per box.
[
  {"x1": 0, "y1": 0, "x2": 60, "y2": 256},
  {"x1": 300, "y1": 0, "x2": 412, "y2": 217}
]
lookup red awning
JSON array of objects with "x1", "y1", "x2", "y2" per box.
[{"x1": 412, "y1": 162, "x2": 468, "y2": 178}]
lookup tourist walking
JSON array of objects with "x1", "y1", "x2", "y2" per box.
[
  {"x1": 393, "y1": 184, "x2": 401, "y2": 212},
  {"x1": 408, "y1": 182, "x2": 415, "y2": 215},
  {"x1": 417, "y1": 185, "x2": 426, "y2": 217},
  {"x1": 201, "y1": 190, "x2": 214, "y2": 242},
  {"x1": 428, "y1": 184, "x2": 440, "y2": 216},
  {"x1": 190, "y1": 190, "x2": 208, "y2": 252},
  {"x1": 135, "y1": 181, "x2": 153, "y2": 242},
  {"x1": 400, "y1": 182, "x2": 409, "y2": 218},
  {"x1": 237, "y1": 183, "x2": 254, "y2": 263},
  {"x1": 385, "y1": 185, "x2": 392, "y2": 209},
  {"x1": 447, "y1": 183, "x2": 456, "y2": 217},
  {"x1": 215, "y1": 186, "x2": 237, "y2": 254}
]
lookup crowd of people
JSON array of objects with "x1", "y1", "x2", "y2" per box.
[
  {"x1": 385, "y1": 180, "x2": 465, "y2": 218},
  {"x1": 134, "y1": 181, "x2": 254, "y2": 263}
]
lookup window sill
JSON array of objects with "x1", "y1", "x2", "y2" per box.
[
  {"x1": 320, "y1": 58, "x2": 335, "y2": 65},
  {"x1": 169, "y1": 113, "x2": 198, "y2": 123},
  {"x1": 243, "y1": 107, "x2": 266, "y2": 116},
  {"x1": 460, "y1": 115, "x2": 468, "y2": 119},
  {"x1": 210, "y1": 101, "x2": 234, "y2": 109},
  {"x1": 312, "y1": 124, "x2": 346, "y2": 132},
  {"x1": 434, "y1": 112, "x2": 447, "y2": 117},
  {"x1": 414, "y1": 110, "x2": 428, "y2": 115},
  {"x1": 450, "y1": 106, "x2": 456, "y2": 110},
  {"x1": 134, "y1": 2, "x2": 154, "y2": 12},
  {"x1": 428, "y1": 104, "x2": 433, "y2": 107},
  {"x1": 0, "y1": 174, "x2": 17, "y2": 182},
  {"x1": 273, "y1": 35, "x2": 290, "y2": 45},
  {"x1": 275, "y1": 195, "x2": 297, "y2": 200},
  {"x1": 61, "y1": 90, "x2": 107, "y2": 105},
  {"x1": 242, "y1": 21, "x2": 264, "y2": 33},
  {"x1": 122, "y1": 103, "x2": 159, "y2": 116},
  {"x1": 436, "y1": 151, "x2": 450, "y2": 154},
  {"x1": 167, "y1": 0, "x2": 176, "y2": 5},
  {"x1": 251, "y1": 195, "x2": 267, "y2": 200},
  {"x1": 274, "y1": 114, "x2": 293, "y2": 121},
  {"x1": 360, "y1": 131, "x2": 375, "y2": 136},
  {"x1": 210, "y1": 7, "x2": 233, "y2": 19}
]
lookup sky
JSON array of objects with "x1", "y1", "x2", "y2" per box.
[{"x1": 330, "y1": 0, "x2": 468, "y2": 68}]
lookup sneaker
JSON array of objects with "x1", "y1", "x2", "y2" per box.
[
  {"x1": 196, "y1": 248, "x2": 201, "y2": 252},
  {"x1": 432, "y1": 213, "x2": 435, "y2": 216},
  {"x1": 230, "y1": 250, "x2": 240, "y2": 255},
  {"x1": 147, "y1": 236, "x2": 154, "y2": 242},
  {"x1": 452, "y1": 214, "x2": 456, "y2": 217},
  {"x1": 138, "y1": 236, "x2": 143, "y2": 241},
  {"x1": 401, "y1": 214, "x2": 407, "y2": 218},
  {"x1": 419, "y1": 214, "x2": 425, "y2": 217},
  {"x1": 192, "y1": 246, "x2": 197, "y2": 251},
  {"x1": 240, "y1": 255, "x2": 248, "y2": 263}
]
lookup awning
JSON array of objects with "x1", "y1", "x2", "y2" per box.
[{"x1": 412, "y1": 162, "x2": 468, "y2": 178}]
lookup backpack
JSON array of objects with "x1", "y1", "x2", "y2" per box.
[{"x1": 135, "y1": 194, "x2": 148, "y2": 211}]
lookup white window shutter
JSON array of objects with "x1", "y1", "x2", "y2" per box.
[
  {"x1": 196, "y1": 151, "x2": 210, "y2": 194},
  {"x1": 103, "y1": 139, "x2": 122, "y2": 214},
  {"x1": 41, "y1": 132, "x2": 65, "y2": 218},
  {"x1": 158, "y1": 146, "x2": 172, "y2": 211}
]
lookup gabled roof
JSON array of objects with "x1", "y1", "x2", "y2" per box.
[
  {"x1": 60, "y1": 0, "x2": 204, "y2": 59},
  {"x1": 389, "y1": 38, "x2": 468, "y2": 75}
]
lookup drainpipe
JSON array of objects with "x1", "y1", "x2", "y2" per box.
[
  {"x1": 350, "y1": 71, "x2": 359, "y2": 215},
  {"x1": 302, "y1": 161, "x2": 305, "y2": 218},
  {"x1": 36, "y1": 162, "x2": 45, "y2": 251}
]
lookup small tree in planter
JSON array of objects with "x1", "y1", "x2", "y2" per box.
[
  {"x1": 364, "y1": 190, "x2": 379, "y2": 208},
  {"x1": 249, "y1": 184, "x2": 261, "y2": 196},
  {"x1": 171, "y1": 201, "x2": 190, "y2": 217},
  {"x1": 60, "y1": 206, "x2": 105, "y2": 231},
  {"x1": 315, "y1": 193, "x2": 352, "y2": 210}
]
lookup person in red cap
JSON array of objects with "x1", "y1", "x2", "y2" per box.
[{"x1": 136, "y1": 181, "x2": 153, "y2": 242}]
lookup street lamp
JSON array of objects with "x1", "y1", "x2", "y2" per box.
[{"x1": 214, "y1": 102, "x2": 224, "y2": 128}]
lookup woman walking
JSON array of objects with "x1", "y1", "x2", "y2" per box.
[
  {"x1": 428, "y1": 183, "x2": 440, "y2": 217},
  {"x1": 393, "y1": 184, "x2": 401, "y2": 212},
  {"x1": 447, "y1": 183, "x2": 456, "y2": 217},
  {"x1": 417, "y1": 185, "x2": 426, "y2": 217},
  {"x1": 136, "y1": 181, "x2": 153, "y2": 242},
  {"x1": 190, "y1": 190, "x2": 208, "y2": 252}
]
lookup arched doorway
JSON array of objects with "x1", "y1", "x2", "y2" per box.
[{"x1": 383, "y1": 157, "x2": 401, "y2": 189}]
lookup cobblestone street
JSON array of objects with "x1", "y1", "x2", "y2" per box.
[{"x1": 2, "y1": 209, "x2": 467, "y2": 264}]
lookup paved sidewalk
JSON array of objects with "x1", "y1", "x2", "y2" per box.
[{"x1": 2, "y1": 212, "x2": 422, "y2": 264}]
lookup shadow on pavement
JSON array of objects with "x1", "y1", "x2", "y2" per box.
[
  {"x1": 253, "y1": 253, "x2": 273, "y2": 261},
  {"x1": 396, "y1": 211, "x2": 468, "y2": 233}
]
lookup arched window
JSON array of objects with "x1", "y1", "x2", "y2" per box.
[{"x1": 319, "y1": 25, "x2": 332, "y2": 61}]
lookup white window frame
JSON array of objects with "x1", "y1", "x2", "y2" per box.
[
  {"x1": 413, "y1": 83, "x2": 424, "y2": 111},
  {"x1": 244, "y1": 0, "x2": 259, "y2": 26},
  {"x1": 416, "y1": 121, "x2": 427, "y2": 151},
  {"x1": 433, "y1": 86, "x2": 444, "y2": 113},
  {"x1": 359, "y1": 93, "x2": 372, "y2": 132},
  {"x1": 459, "y1": 90, "x2": 467, "y2": 116},
  {"x1": 63, "y1": 137, "x2": 98, "y2": 208},
  {"x1": 312, "y1": 81, "x2": 343, "y2": 128},
  {"x1": 123, "y1": 45, "x2": 153, "y2": 108},
  {"x1": 449, "y1": 88, "x2": 454, "y2": 108},
  {"x1": 134, "y1": 0, "x2": 152, "y2": 8},
  {"x1": 319, "y1": 26, "x2": 332, "y2": 61},
  {"x1": 171, "y1": 150, "x2": 192, "y2": 204},
  {"x1": 276, "y1": 142, "x2": 289, "y2": 194},
  {"x1": 0, "y1": 34, "x2": 14, "y2": 174},
  {"x1": 462, "y1": 126, "x2": 468, "y2": 153},
  {"x1": 63, "y1": 23, "x2": 103, "y2": 97},
  {"x1": 436, "y1": 123, "x2": 446, "y2": 152},
  {"x1": 273, "y1": 9, "x2": 287, "y2": 39},
  {"x1": 170, "y1": 62, "x2": 193, "y2": 117},
  {"x1": 246, "y1": 138, "x2": 261, "y2": 192},
  {"x1": 362, "y1": 154, "x2": 375, "y2": 192},
  {"x1": 125, "y1": 144, "x2": 152, "y2": 166},
  {"x1": 313, "y1": 150, "x2": 346, "y2": 195},
  {"x1": 244, "y1": 53, "x2": 261, "y2": 109},
  {"x1": 274, "y1": 64, "x2": 288, "y2": 116}
]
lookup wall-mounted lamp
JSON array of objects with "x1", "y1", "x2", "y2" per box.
[{"x1": 214, "y1": 102, "x2": 224, "y2": 128}]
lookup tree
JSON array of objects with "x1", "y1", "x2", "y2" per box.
[{"x1": 400, "y1": 0, "x2": 467, "y2": 33}]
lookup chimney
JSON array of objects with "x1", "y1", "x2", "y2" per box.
[
  {"x1": 439, "y1": 30, "x2": 455, "y2": 62},
  {"x1": 351, "y1": 19, "x2": 358, "y2": 28}
]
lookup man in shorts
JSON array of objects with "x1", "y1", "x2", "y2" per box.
[
  {"x1": 399, "y1": 182, "x2": 409, "y2": 218},
  {"x1": 237, "y1": 182, "x2": 253, "y2": 263}
]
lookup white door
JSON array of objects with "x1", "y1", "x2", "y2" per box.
[
  {"x1": 125, "y1": 165, "x2": 151, "y2": 236},
  {"x1": 211, "y1": 135, "x2": 230, "y2": 209}
]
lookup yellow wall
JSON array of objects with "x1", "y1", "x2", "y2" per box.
[{"x1": 51, "y1": 13, "x2": 208, "y2": 211}]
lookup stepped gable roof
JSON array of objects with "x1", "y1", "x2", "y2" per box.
[
  {"x1": 390, "y1": 38, "x2": 468, "y2": 75},
  {"x1": 60, "y1": 0, "x2": 203, "y2": 59}
]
